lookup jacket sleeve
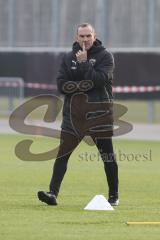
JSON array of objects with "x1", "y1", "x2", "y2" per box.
[
  {"x1": 77, "y1": 51, "x2": 114, "y2": 89},
  {"x1": 56, "y1": 54, "x2": 72, "y2": 94},
  {"x1": 56, "y1": 54, "x2": 93, "y2": 94}
]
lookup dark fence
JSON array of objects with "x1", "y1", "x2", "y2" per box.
[{"x1": 0, "y1": 48, "x2": 160, "y2": 100}]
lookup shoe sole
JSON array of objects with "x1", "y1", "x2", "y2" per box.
[{"x1": 37, "y1": 191, "x2": 57, "y2": 206}]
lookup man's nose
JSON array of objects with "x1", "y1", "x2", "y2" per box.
[{"x1": 83, "y1": 37, "x2": 88, "y2": 41}]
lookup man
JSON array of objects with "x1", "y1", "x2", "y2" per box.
[{"x1": 38, "y1": 23, "x2": 119, "y2": 206}]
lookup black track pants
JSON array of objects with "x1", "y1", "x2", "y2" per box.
[{"x1": 49, "y1": 131, "x2": 118, "y2": 197}]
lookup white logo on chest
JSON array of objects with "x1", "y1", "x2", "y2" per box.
[
  {"x1": 89, "y1": 58, "x2": 96, "y2": 66},
  {"x1": 71, "y1": 60, "x2": 77, "y2": 70}
]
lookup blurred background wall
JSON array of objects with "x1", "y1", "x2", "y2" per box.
[
  {"x1": 0, "y1": 0, "x2": 159, "y2": 122},
  {"x1": 0, "y1": 0, "x2": 159, "y2": 48}
]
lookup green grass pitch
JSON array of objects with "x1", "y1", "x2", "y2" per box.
[{"x1": 0, "y1": 134, "x2": 160, "y2": 240}]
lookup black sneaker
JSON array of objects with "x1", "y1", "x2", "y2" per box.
[
  {"x1": 108, "y1": 194, "x2": 119, "y2": 206},
  {"x1": 37, "y1": 191, "x2": 57, "y2": 206}
]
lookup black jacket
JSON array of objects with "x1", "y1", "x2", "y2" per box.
[{"x1": 56, "y1": 39, "x2": 114, "y2": 133}]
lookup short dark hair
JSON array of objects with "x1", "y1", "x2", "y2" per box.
[{"x1": 76, "y1": 23, "x2": 95, "y2": 34}]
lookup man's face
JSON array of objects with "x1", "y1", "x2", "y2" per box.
[{"x1": 76, "y1": 26, "x2": 96, "y2": 50}]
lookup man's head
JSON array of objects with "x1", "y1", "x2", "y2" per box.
[{"x1": 76, "y1": 23, "x2": 96, "y2": 50}]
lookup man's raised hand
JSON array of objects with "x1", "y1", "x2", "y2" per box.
[{"x1": 76, "y1": 42, "x2": 87, "y2": 63}]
